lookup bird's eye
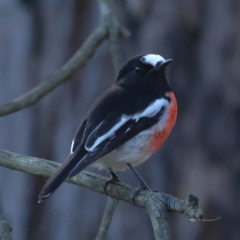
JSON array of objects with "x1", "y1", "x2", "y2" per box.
[{"x1": 134, "y1": 66, "x2": 142, "y2": 73}]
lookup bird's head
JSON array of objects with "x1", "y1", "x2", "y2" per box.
[{"x1": 116, "y1": 54, "x2": 173, "y2": 90}]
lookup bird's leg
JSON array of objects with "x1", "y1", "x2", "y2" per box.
[
  {"x1": 104, "y1": 168, "x2": 121, "y2": 195},
  {"x1": 126, "y1": 163, "x2": 151, "y2": 204}
]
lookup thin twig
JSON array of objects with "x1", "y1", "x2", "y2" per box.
[
  {"x1": 0, "y1": 149, "x2": 204, "y2": 221},
  {"x1": 0, "y1": 0, "x2": 130, "y2": 117},
  {"x1": 95, "y1": 197, "x2": 117, "y2": 240}
]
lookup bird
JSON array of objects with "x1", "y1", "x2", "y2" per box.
[{"x1": 38, "y1": 54, "x2": 177, "y2": 202}]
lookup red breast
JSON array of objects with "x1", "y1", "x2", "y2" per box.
[{"x1": 148, "y1": 92, "x2": 177, "y2": 153}]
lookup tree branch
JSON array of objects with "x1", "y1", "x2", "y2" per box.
[
  {"x1": 0, "y1": 0, "x2": 130, "y2": 117},
  {"x1": 0, "y1": 149, "x2": 204, "y2": 223},
  {"x1": 98, "y1": 0, "x2": 126, "y2": 75},
  {"x1": 145, "y1": 195, "x2": 172, "y2": 240},
  {"x1": 95, "y1": 197, "x2": 117, "y2": 240}
]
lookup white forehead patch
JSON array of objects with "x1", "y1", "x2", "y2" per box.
[{"x1": 142, "y1": 54, "x2": 165, "y2": 67}]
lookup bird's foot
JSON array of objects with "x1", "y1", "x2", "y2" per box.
[
  {"x1": 133, "y1": 182, "x2": 151, "y2": 205},
  {"x1": 125, "y1": 163, "x2": 152, "y2": 204},
  {"x1": 104, "y1": 171, "x2": 122, "y2": 195}
]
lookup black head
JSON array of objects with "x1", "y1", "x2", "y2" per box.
[{"x1": 116, "y1": 54, "x2": 173, "y2": 91}]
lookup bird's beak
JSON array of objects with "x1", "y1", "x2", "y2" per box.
[{"x1": 148, "y1": 59, "x2": 173, "y2": 75}]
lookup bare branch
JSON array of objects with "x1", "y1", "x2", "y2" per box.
[
  {"x1": 0, "y1": 149, "x2": 204, "y2": 221},
  {"x1": 145, "y1": 195, "x2": 172, "y2": 240},
  {"x1": 98, "y1": 0, "x2": 128, "y2": 75},
  {"x1": 0, "y1": 27, "x2": 107, "y2": 117},
  {"x1": 0, "y1": 0, "x2": 130, "y2": 117},
  {"x1": 0, "y1": 215, "x2": 12, "y2": 240},
  {"x1": 95, "y1": 197, "x2": 117, "y2": 240}
]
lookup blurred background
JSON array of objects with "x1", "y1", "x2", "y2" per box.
[{"x1": 0, "y1": 0, "x2": 240, "y2": 239}]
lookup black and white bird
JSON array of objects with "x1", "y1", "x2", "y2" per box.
[{"x1": 38, "y1": 54, "x2": 177, "y2": 202}]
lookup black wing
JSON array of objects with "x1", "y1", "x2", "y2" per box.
[{"x1": 68, "y1": 106, "x2": 166, "y2": 177}]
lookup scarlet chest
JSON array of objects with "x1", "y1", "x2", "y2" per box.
[{"x1": 148, "y1": 92, "x2": 177, "y2": 153}]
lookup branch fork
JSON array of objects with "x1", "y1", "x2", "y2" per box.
[{"x1": 0, "y1": 0, "x2": 130, "y2": 117}]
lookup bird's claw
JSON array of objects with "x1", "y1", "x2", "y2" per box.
[
  {"x1": 104, "y1": 176, "x2": 121, "y2": 195},
  {"x1": 132, "y1": 182, "x2": 151, "y2": 205}
]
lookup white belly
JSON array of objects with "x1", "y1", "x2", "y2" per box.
[{"x1": 92, "y1": 124, "x2": 156, "y2": 172}]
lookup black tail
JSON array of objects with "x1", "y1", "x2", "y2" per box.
[{"x1": 38, "y1": 150, "x2": 89, "y2": 203}]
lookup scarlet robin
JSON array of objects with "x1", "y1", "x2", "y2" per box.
[{"x1": 38, "y1": 54, "x2": 177, "y2": 202}]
